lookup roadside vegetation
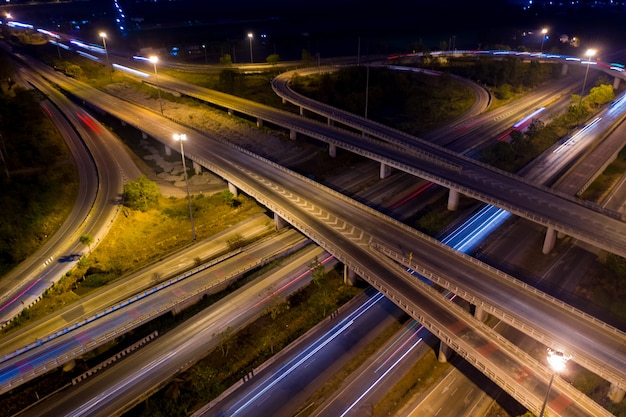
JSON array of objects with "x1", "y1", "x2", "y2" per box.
[
  {"x1": 291, "y1": 66, "x2": 475, "y2": 135},
  {"x1": 0, "y1": 53, "x2": 78, "y2": 278}
]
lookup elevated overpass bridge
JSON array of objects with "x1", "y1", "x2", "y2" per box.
[{"x1": 12, "y1": 54, "x2": 626, "y2": 416}]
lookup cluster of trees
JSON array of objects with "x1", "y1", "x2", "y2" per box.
[{"x1": 482, "y1": 83, "x2": 615, "y2": 171}]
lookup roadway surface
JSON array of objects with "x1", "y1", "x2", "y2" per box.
[
  {"x1": 18, "y1": 245, "x2": 334, "y2": 417},
  {"x1": 16, "y1": 62, "x2": 621, "y2": 416}
]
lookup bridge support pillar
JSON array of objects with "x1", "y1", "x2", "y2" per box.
[
  {"x1": 380, "y1": 163, "x2": 391, "y2": 179},
  {"x1": 328, "y1": 118, "x2": 334, "y2": 127},
  {"x1": 299, "y1": 106, "x2": 305, "y2": 116},
  {"x1": 472, "y1": 304, "x2": 487, "y2": 322},
  {"x1": 256, "y1": 117, "x2": 263, "y2": 128},
  {"x1": 329, "y1": 143, "x2": 337, "y2": 158},
  {"x1": 447, "y1": 189, "x2": 460, "y2": 211},
  {"x1": 290, "y1": 129, "x2": 297, "y2": 140},
  {"x1": 192, "y1": 161, "x2": 202, "y2": 175},
  {"x1": 164, "y1": 144, "x2": 172, "y2": 156},
  {"x1": 438, "y1": 341, "x2": 452, "y2": 363},
  {"x1": 608, "y1": 384, "x2": 626, "y2": 403},
  {"x1": 542, "y1": 227, "x2": 557, "y2": 254},
  {"x1": 141, "y1": 131, "x2": 147, "y2": 139},
  {"x1": 343, "y1": 265, "x2": 357, "y2": 285},
  {"x1": 274, "y1": 213, "x2": 288, "y2": 230},
  {"x1": 561, "y1": 63, "x2": 568, "y2": 76},
  {"x1": 614, "y1": 77, "x2": 621, "y2": 90},
  {"x1": 121, "y1": 120, "x2": 127, "y2": 127},
  {"x1": 228, "y1": 182, "x2": 238, "y2": 197},
  {"x1": 281, "y1": 97, "x2": 286, "y2": 104},
  {"x1": 228, "y1": 108, "x2": 234, "y2": 116}
]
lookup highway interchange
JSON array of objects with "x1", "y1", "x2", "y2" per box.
[{"x1": 1, "y1": 38, "x2": 626, "y2": 416}]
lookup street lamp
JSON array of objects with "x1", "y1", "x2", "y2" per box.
[
  {"x1": 149, "y1": 55, "x2": 163, "y2": 114},
  {"x1": 173, "y1": 133, "x2": 196, "y2": 241},
  {"x1": 247, "y1": 32, "x2": 253, "y2": 63},
  {"x1": 202, "y1": 43, "x2": 207, "y2": 63},
  {"x1": 580, "y1": 48, "x2": 597, "y2": 108},
  {"x1": 540, "y1": 28, "x2": 548, "y2": 54},
  {"x1": 99, "y1": 32, "x2": 111, "y2": 81},
  {"x1": 539, "y1": 349, "x2": 571, "y2": 417}
]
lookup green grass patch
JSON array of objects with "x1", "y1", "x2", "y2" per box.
[
  {"x1": 580, "y1": 147, "x2": 626, "y2": 202},
  {"x1": 373, "y1": 349, "x2": 450, "y2": 417}
]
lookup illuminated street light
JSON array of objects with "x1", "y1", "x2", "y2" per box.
[
  {"x1": 149, "y1": 55, "x2": 163, "y2": 114},
  {"x1": 539, "y1": 349, "x2": 571, "y2": 417},
  {"x1": 540, "y1": 28, "x2": 548, "y2": 54},
  {"x1": 173, "y1": 133, "x2": 196, "y2": 241},
  {"x1": 580, "y1": 48, "x2": 597, "y2": 108},
  {"x1": 247, "y1": 32, "x2": 253, "y2": 63},
  {"x1": 202, "y1": 43, "x2": 207, "y2": 64},
  {"x1": 99, "y1": 32, "x2": 112, "y2": 81}
]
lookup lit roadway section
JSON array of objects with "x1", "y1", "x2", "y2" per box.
[
  {"x1": 270, "y1": 67, "x2": 626, "y2": 258},
  {"x1": 19, "y1": 63, "x2": 624, "y2": 416}
]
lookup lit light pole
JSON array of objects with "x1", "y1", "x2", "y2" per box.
[
  {"x1": 173, "y1": 133, "x2": 196, "y2": 241},
  {"x1": 580, "y1": 48, "x2": 597, "y2": 108},
  {"x1": 99, "y1": 32, "x2": 112, "y2": 81},
  {"x1": 540, "y1": 28, "x2": 548, "y2": 53},
  {"x1": 539, "y1": 349, "x2": 570, "y2": 417},
  {"x1": 247, "y1": 32, "x2": 253, "y2": 63},
  {"x1": 202, "y1": 43, "x2": 207, "y2": 63},
  {"x1": 149, "y1": 55, "x2": 163, "y2": 114}
]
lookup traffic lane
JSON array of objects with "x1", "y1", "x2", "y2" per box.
[
  {"x1": 0, "y1": 214, "x2": 274, "y2": 357},
  {"x1": 0, "y1": 231, "x2": 310, "y2": 387},
  {"x1": 205, "y1": 290, "x2": 403, "y2": 417},
  {"x1": 20, "y1": 247, "x2": 331, "y2": 417}
]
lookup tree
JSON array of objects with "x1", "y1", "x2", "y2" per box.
[
  {"x1": 219, "y1": 53, "x2": 232, "y2": 66},
  {"x1": 587, "y1": 84, "x2": 614, "y2": 108},
  {"x1": 79, "y1": 234, "x2": 94, "y2": 251},
  {"x1": 219, "y1": 189, "x2": 234, "y2": 207},
  {"x1": 123, "y1": 175, "x2": 161, "y2": 212},
  {"x1": 266, "y1": 53, "x2": 280, "y2": 66},
  {"x1": 309, "y1": 256, "x2": 326, "y2": 287}
]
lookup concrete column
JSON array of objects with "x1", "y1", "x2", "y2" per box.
[
  {"x1": 473, "y1": 304, "x2": 487, "y2": 322},
  {"x1": 141, "y1": 131, "x2": 148, "y2": 139},
  {"x1": 379, "y1": 163, "x2": 391, "y2": 179},
  {"x1": 192, "y1": 161, "x2": 202, "y2": 175},
  {"x1": 608, "y1": 384, "x2": 625, "y2": 403},
  {"x1": 543, "y1": 227, "x2": 557, "y2": 254},
  {"x1": 289, "y1": 129, "x2": 297, "y2": 140},
  {"x1": 228, "y1": 108, "x2": 234, "y2": 116},
  {"x1": 274, "y1": 213, "x2": 288, "y2": 230},
  {"x1": 614, "y1": 77, "x2": 621, "y2": 90},
  {"x1": 228, "y1": 182, "x2": 238, "y2": 197},
  {"x1": 256, "y1": 117, "x2": 263, "y2": 128},
  {"x1": 327, "y1": 118, "x2": 334, "y2": 127},
  {"x1": 447, "y1": 189, "x2": 459, "y2": 211},
  {"x1": 121, "y1": 121, "x2": 127, "y2": 127},
  {"x1": 299, "y1": 106, "x2": 305, "y2": 116},
  {"x1": 343, "y1": 265, "x2": 357, "y2": 285},
  {"x1": 561, "y1": 63, "x2": 568, "y2": 75},
  {"x1": 329, "y1": 143, "x2": 337, "y2": 158},
  {"x1": 164, "y1": 145, "x2": 171, "y2": 156},
  {"x1": 438, "y1": 340, "x2": 452, "y2": 363},
  {"x1": 281, "y1": 97, "x2": 286, "y2": 104}
]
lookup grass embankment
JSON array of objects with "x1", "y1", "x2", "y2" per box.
[{"x1": 580, "y1": 147, "x2": 626, "y2": 202}]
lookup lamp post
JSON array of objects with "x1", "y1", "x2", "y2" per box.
[
  {"x1": 173, "y1": 133, "x2": 196, "y2": 241},
  {"x1": 580, "y1": 48, "x2": 597, "y2": 108},
  {"x1": 149, "y1": 55, "x2": 163, "y2": 114},
  {"x1": 539, "y1": 349, "x2": 570, "y2": 417},
  {"x1": 99, "y1": 32, "x2": 112, "y2": 81},
  {"x1": 247, "y1": 32, "x2": 253, "y2": 63},
  {"x1": 202, "y1": 43, "x2": 207, "y2": 63},
  {"x1": 540, "y1": 28, "x2": 548, "y2": 54}
]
